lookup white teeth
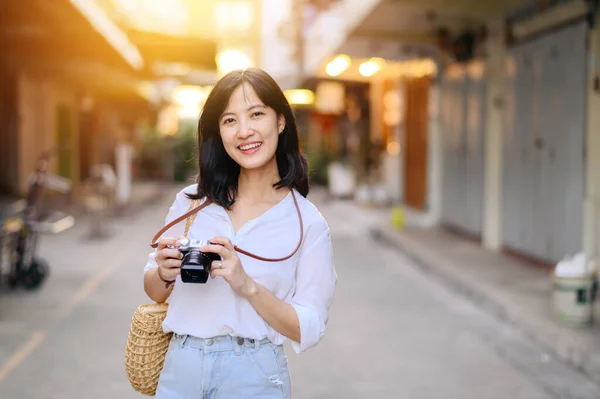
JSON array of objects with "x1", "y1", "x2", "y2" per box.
[{"x1": 239, "y1": 142, "x2": 262, "y2": 151}]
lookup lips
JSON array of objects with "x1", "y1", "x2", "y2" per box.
[{"x1": 238, "y1": 142, "x2": 263, "y2": 151}]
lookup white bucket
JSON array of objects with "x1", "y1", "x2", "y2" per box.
[{"x1": 552, "y1": 273, "x2": 596, "y2": 326}]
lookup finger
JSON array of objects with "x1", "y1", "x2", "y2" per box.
[
  {"x1": 157, "y1": 248, "x2": 182, "y2": 261},
  {"x1": 157, "y1": 237, "x2": 180, "y2": 251},
  {"x1": 161, "y1": 267, "x2": 181, "y2": 280},
  {"x1": 163, "y1": 259, "x2": 182, "y2": 269},
  {"x1": 209, "y1": 237, "x2": 234, "y2": 251},
  {"x1": 210, "y1": 268, "x2": 228, "y2": 280},
  {"x1": 211, "y1": 260, "x2": 223, "y2": 270},
  {"x1": 201, "y1": 244, "x2": 230, "y2": 259}
]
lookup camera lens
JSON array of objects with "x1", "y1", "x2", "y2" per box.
[
  {"x1": 180, "y1": 249, "x2": 212, "y2": 284},
  {"x1": 184, "y1": 249, "x2": 206, "y2": 268}
]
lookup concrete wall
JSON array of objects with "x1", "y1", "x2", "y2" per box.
[
  {"x1": 427, "y1": 81, "x2": 443, "y2": 225},
  {"x1": 482, "y1": 21, "x2": 506, "y2": 251},
  {"x1": 584, "y1": 19, "x2": 600, "y2": 261}
]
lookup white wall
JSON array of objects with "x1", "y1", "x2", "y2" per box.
[{"x1": 259, "y1": 0, "x2": 298, "y2": 89}]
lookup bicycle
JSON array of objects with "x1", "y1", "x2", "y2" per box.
[{"x1": 0, "y1": 147, "x2": 74, "y2": 290}]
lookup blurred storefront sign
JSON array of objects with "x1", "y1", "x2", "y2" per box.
[
  {"x1": 284, "y1": 89, "x2": 315, "y2": 106},
  {"x1": 315, "y1": 81, "x2": 345, "y2": 114}
]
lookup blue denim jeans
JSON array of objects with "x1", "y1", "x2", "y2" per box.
[{"x1": 155, "y1": 334, "x2": 291, "y2": 399}]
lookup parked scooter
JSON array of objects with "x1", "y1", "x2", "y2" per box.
[{"x1": 0, "y1": 147, "x2": 74, "y2": 290}]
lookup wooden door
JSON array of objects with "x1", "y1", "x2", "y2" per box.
[{"x1": 404, "y1": 77, "x2": 430, "y2": 210}]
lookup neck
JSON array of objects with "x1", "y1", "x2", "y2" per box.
[{"x1": 237, "y1": 159, "x2": 283, "y2": 202}]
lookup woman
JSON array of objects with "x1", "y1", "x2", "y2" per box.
[{"x1": 143, "y1": 68, "x2": 337, "y2": 399}]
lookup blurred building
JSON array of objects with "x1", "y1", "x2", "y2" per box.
[
  {"x1": 0, "y1": 0, "x2": 142, "y2": 197},
  {"x1": 282, "y1": 0, "x2": 600, "y2": 266},
  {"x1": 4, "y1": 0, "x2": 599, "y2": 267},
  {"x1": 0, "y1": 0, "x2": 219, "y2": 200}
]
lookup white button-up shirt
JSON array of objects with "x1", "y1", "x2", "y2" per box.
[{"x1": 144, "y1": 185, "x2": 337, "y2": 353}]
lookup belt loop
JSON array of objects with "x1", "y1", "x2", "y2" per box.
[
  {"x1": 180, "y1": 335, "x2": 188, "y2": 349},
  {"x1": 254, "y1": 339, "x2": 260, "y2": 350},
  {"x1": 234, "y1": 342, "x2": 242, "y2": 356}
]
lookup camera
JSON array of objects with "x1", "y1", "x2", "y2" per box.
[{"x1": 176, "y1": 238, "x2": 221, "y2": 284}]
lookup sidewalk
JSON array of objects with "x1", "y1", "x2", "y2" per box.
[
  {"x1": 70, "y1": 179, "x2": 176, "y2": 217},
  {"x1": 316, "y1": 192, "x2": 600, "y2": 384}
]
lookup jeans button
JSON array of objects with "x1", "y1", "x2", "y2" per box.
[
  {"x1": 206, "y1": 339, "x2": 213, "y2": 346},
  {"x1": 237, "y1": 337, "x2": 245, "y2": 345}
]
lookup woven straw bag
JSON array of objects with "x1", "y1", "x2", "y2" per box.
[{"x1": 125, "y1": 199, "x2": 200, "y2": 396}]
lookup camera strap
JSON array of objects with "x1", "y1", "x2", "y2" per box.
[{"x1": 150, "y1": 189, "x2": 304, "y2": 263}]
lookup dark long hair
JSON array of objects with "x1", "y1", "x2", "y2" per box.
[{"x1": 187, "y1": 68, "x2": 309, "y2": 209}]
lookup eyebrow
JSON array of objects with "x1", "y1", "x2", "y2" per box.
[{"x1": 220, "y1": 104, "x2": 267, "y2": 119}]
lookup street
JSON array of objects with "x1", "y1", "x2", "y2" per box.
[{"x1": 0, "y1": 184, "x2": 599, "y2": 399}]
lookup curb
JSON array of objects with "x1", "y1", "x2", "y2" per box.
[{"x1": 370, "y1": 225, "x2": 600, "y2": 386}]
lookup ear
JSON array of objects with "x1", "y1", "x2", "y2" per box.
[{"x1": 278, "y1": 114, "x2": 286, "y2": 134}]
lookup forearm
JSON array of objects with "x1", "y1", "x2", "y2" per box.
[
  {"x1": 144, "y1": 268, "x2": 174, "y2": 303},
  {"x1": 246, "y1": 282, "x2": 301, "y2": 343}
]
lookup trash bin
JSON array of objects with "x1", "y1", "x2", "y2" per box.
[
  {"x1": 553, "y1": 254, "x2": 597, "y2": 326},
  {"x1": 327, "y1": 162, "x2": 355, "y2": 198}
]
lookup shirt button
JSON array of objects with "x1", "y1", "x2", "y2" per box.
[{"x1": 237, "y1": 337, "x2": 245, "y2": 346}]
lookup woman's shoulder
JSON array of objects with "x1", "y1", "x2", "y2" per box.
[
  {"x1": 294, "y1": 190, "x2": 329, "y2": 235},
  {"x1": 180, "y1": 183, "x2": 199, "y2": 198},
  {"x1": 171, "y1": 184, "x2": 206, "y2": 208}
]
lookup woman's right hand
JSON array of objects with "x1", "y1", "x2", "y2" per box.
[{"x1": 155, "y1": 237, "x2": 184, "y2": 283}]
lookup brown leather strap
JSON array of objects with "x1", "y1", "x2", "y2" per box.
[
  {"x1": 234, "y1": 192, "x2": 303, "y2": 262},
  {"x1": 150, "y1": 190, "x2": 304, "y2": 263},
  {"x1": 150, "y1": 199, "x2": 213, "y2": 248}
]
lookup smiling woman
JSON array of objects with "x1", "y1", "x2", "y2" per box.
[
  {"x1": 191, "y1": 68, "x2": 309, "y2": 209},
  {"x1": 141, "y1": 68, "x2": 337, "y2": 399}
]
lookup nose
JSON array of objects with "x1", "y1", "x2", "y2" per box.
[{"x1": 237, "y1": 117, "x2": 253, "y2": 139}]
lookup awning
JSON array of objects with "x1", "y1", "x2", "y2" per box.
[
  {"x1": 125, "y1": 29, "x2": 217, "y2": 79},
  {"x1": 89, "y1": 0, "x2": 219, "y2": 79},
  {"x1": 0, "y1": 0, "x2": 143, "y2": 72}
]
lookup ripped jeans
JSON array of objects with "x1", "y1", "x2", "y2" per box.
[{"x1": 155, "y1": 334, "x2": 291, "y2": 399}]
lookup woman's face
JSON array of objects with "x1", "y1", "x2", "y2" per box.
[{"x1": 219, "y1": 83, "x2": 285, "y2": 171}]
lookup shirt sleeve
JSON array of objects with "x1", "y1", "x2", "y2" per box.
[
  {"x1": 289, "y1": 221, "x2": 337, "y2": 353},
  {"x1": 143, "y1": 192, "x2": 187, "y2": 274}
]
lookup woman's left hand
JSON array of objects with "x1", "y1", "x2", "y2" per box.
[{"x1": 201, "y1": 237, "x2": 257, "y2": 298}]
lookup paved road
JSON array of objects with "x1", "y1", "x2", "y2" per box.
[{"x1": 0, "y1": 185, "x2": 599, "y2": 399}]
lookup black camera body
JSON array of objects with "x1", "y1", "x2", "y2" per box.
[{"x1": 177, "y1": 238, "x2": 221, "y2": 284}]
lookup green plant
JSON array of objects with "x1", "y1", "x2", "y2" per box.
[
  {"x1": 304, "y1": 145, "x2": 335, "y2": 186},
  {"x1": 173, "y1": 121, "x2": 198, "y2": 182},
  {"x1": 137, "y1": 123, "x2": 165, "y2": 179}
]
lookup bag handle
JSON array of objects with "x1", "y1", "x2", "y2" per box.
[
  {"x1": 150, "y1": 190, "x2": 304, "y2": 263},
  {"x1": 184, "y1": 199, "x2": 201, "y2": 237}
]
